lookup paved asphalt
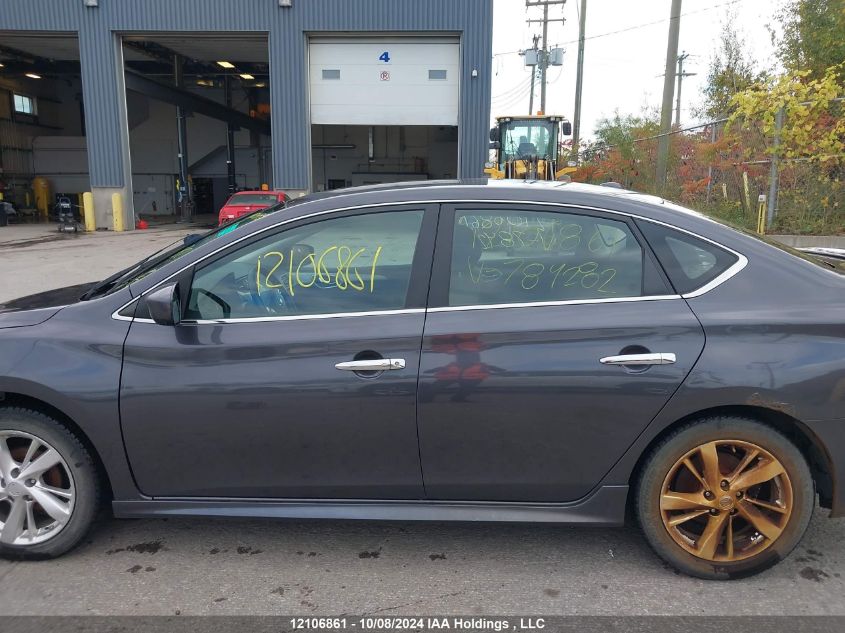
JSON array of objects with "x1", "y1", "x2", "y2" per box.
[
  {"x1": 1, "y1": 223, "x2": 844, "y2": 616},
  {"x1": 1, "y1": 509, "x2": 844, "y2": 615}
]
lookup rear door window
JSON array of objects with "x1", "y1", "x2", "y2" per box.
[
  {"x1": 636, "y1": 220, "x2": 739, "y2": 294},
  {"x1": 446, "y1": 208, "x2": 648, "y2": 307}
]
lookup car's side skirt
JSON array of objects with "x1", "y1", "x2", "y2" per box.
[{"x1": 113, "y1": 485, "x2": 628, "y2": 525}]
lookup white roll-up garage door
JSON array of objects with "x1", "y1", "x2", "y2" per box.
[{"x1": 309, "y1": 37, "x2": 460, "y2": 126}]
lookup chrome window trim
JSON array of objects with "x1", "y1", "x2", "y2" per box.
[
  {"x1": 428, "y1": 294, "x2": 682, "y2": 314},
  {"x1": 680, "y1": 255, "x2": 748, "y2": 298},
  {"x1": 186, "y1": 308, "x2": 424, "y2": 325},
  {"x1": 111, "y1": 198, "x2": 748, "y2": 322}
]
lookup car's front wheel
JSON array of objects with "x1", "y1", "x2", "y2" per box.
[
  {"x1": 0, "y1": 408, "x2": 100, "y2": 559},
  {"x1": 637, "y1": 416, "x2": 814, "y2": 579}
]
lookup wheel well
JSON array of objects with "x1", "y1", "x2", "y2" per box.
[
  {"x1": 0, "y1": 391, "x2": 114, "y2": 503},
  {"x1": 628, "y1": 404, "x2": 834, "y2": 513}
]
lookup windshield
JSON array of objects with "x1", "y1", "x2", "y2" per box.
[
  {"x1": 227, "y1": 193, "x2": 280, "y2": 205},
  {"x1": 83, "y1": 206, "x2": 281, "y2": 300},
  {"x1": 499, "y1": 119, "x2": 559, "y2": 164}
]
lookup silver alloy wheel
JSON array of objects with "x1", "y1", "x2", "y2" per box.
[{"x1": 0, "y1": 430, "x2": 75, "y2": 546}]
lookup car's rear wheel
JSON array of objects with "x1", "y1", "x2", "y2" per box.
[
  {"x1": 637, "y1": 416, "x2": 814, "y2": 579},
  {"x1": 0, "y1": 408, "x2": 99, "y2": 559}
]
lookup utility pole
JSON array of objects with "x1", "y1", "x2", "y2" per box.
[
  {"x1": 655, "y1": 0, "x2": 682, "y2": 191},
  {"x1": 705, "y1": 120, "x2": 717, "y2": 204},
  {"x1": 571, "y1": 0, "x2": 587, "y2": 160},
  {"x1": 674, "y1": 51, "x2": 696, "y2": 127},
  {"x1": 539, "y1": 2, "x2": 549, "y2": 112},
  {"x1": 528, "y1": 34, "x2": 540, "y2": 115},
  {"x1": 767, "y1": 107, "x2": 785, "y2": 228},
  {"x1": 526, "y1": 0, "x2": 566, "y2": 113}
]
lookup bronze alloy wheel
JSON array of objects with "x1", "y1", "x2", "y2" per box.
[{"x1": 659, "y1": 439, "x2": 793, "y2": 562}]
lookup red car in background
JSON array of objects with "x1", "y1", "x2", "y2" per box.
[{"x1": 218, "y1": 190, "x2": 288, "y2": 225}]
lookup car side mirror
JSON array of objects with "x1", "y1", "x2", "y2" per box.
[
  {"x1": 561, "y1": 121, "x2": 572, "y2": 136},
  {"x1": 145, "y1": 282, "x2": 181, "y2": 326}
]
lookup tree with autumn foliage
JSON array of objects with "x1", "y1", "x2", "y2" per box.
[
  {"x1": 727, "y1": 62, "x2": 845, "y2": 233},
  {"x1": 575, "y1": 1, "x2": 844, "y2": 234}
]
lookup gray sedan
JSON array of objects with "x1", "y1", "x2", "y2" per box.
[{"x1": 0, "y1": 180, "x2": 843, "y2": 579}]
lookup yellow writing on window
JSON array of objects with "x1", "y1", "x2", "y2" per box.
[{"x1": 255, "y1": 245, "x2": 384, "y2": 295}]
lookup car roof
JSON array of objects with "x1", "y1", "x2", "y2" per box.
[
  {"x1": 284, "y1": 178, "x2": 703, "y2": 222},
  {"x1": 289, "y1": 178, "x2": 674, "y2": 203}
]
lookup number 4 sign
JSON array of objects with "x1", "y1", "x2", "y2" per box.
[{"x1": 378, "y1": 51, "x2": 390, "y2": 63}]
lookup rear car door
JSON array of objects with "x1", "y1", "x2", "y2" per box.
[
  {"x1": 417, "y1": 203, "x2": 706, "y2": 501},
  {"x1": 120, "y1": 205, "x2": 436, "y2": 498}
]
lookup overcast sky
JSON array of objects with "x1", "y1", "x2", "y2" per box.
[{"x1": 491, "y1": 0, "x2": 781, "y2": 138}]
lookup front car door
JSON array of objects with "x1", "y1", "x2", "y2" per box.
[
  {"x1": 120, "y1": 205, "x2": 436, "y2": 498},
  {"x1": 417, "y1": 203, "x2": 706, "y2": 501}
]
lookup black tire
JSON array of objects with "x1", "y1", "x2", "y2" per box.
[
  {"x1": 0, "y1": 407, "x2": 100, "y2": 560},
  {"x1": 636, "y1": 416, "x2": 814, "y2": 580}
]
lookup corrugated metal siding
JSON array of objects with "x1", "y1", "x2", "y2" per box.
[{"x1": 0, "y1": 0, "x2": 492, "y2": 189}]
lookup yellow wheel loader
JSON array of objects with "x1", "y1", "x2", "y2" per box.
[{"x1": 484, "y1": 115, "x2": 577, "y2": 181}]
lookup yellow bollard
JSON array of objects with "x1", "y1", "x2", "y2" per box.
[
  {"x1": 111, "y1": 192, "x2": 124, "y2": 232},
  {"x1": 756, "y1": 194, "x2": 767, "y2": 235},
  {"x1": 82, "y1": 192, "x2": 96, "y2": 232}
]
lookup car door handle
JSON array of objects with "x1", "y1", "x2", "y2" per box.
[
  {"x1": 335, "y1": 358, "x2": 406, "y2": 371},
  {"x1": 599, "y1": 353, "x2": 676, "y2": 366}
]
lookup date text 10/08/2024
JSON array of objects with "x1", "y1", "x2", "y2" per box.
[{"x1": 290, "y1": 616, "x2": 547, "y2": 630}]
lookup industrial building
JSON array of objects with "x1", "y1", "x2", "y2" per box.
[{"x1": 0, "y1": 0, "x2": 493, "y2": 229}]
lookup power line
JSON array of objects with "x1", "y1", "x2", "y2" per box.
[
  {"x1": 494, "y1": 80, "x2": 539, "y2": 111},
  {"x1": 492, "y1": 70, "x2": 534, "y2": 96},
  {"x1": 491, "y1": 0, "x2": 747, "y2": 58},
  {"x1": 492, "y1": 65, "x2": 565, "y2": 115},
  {"x1": 491, "y1": 73, "x2": 534, "y2": 102}
]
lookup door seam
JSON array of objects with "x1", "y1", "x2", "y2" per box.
[{"x1": 414, "y1": 204, "x2": 442, "y2": 500}]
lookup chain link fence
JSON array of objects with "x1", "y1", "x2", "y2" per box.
[{"x1": 576, "y1": 100, "x2": 845, "y2": 235}]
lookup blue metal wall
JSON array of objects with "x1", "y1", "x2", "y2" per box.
[{"x1": 0, "y1": 0, "x2": 493, "y2": 190}]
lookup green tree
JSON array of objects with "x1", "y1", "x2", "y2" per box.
[
  {"x1": 776, "y1": 0, "x2": 845, "y2": 80},
  {"x1": 698, "y1": 14, "x2": 765, "y2": 119},
  {"x1": 591, "y1": 110, "x2": 660, "y2": 162}
]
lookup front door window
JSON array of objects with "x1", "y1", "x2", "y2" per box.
[{"x1": 186, "y1": 210, "x2": 424, "y2": 320}]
